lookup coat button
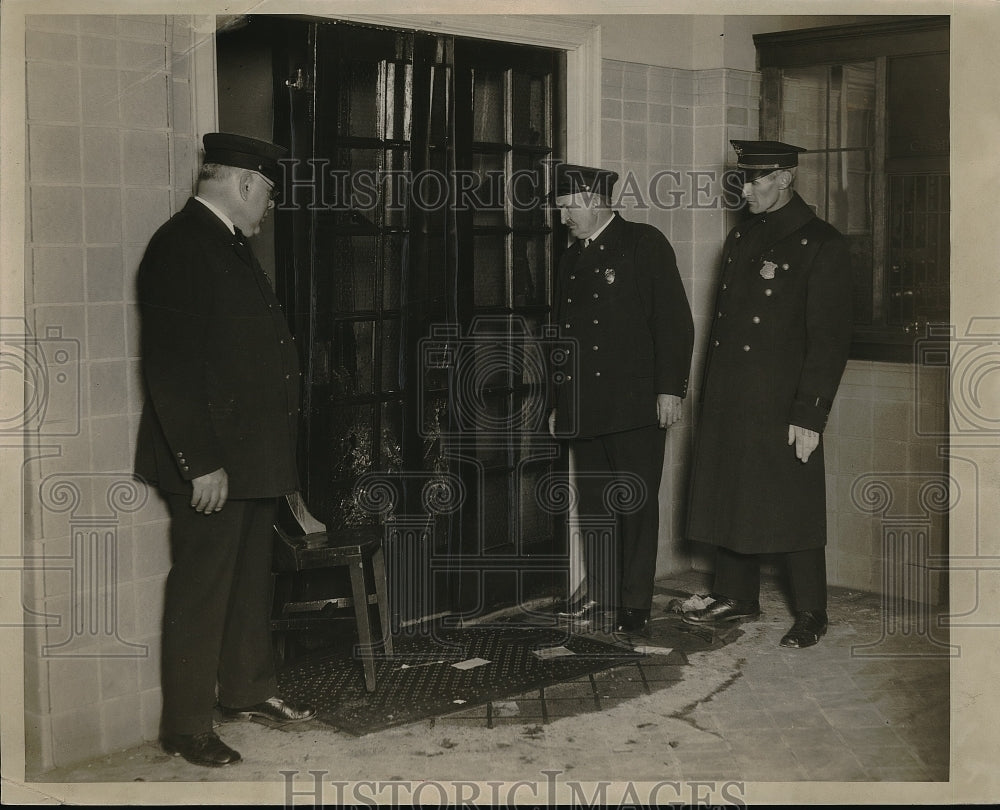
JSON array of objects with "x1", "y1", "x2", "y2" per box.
[
  {"x1": 592, "y1": 293, "x2": 599, "y2": 299},
  {"x1": 176, "y1": 452, "x2": 184, "y2": 458},
  {"x1": 782, "y1": 263, "x2": 789, "y2": 270},
  {"x1": 182, "y1": 465, "x2": 190, "y2": 472},
  {"x1": 592, "y1": 345, "x2": 599, "y2": 351},
  {"x1": 599, "y1": 245, "x2": 604, "y2": 250},
  {"x1": 801, "y1": 238, "x2": 808, "y2": 245},
  {"x1": 594, "y1": 268, "x2": 600, "y2": 274},
  {"x1": 722, "y1": 283, "x2": 728, "y2": 291},
  {"x1": 565, "y1": 323, "x2": 571, "y2": 329},
  {"x1": 727, "y1": 257, "x2": 733, "y2": 264},
  {"x1": 764, "y1": 288, "x2": 772, "y2": 296},
  {"x1": 743, "y1": 345, "x2": 751, "y2": 352},
  {"x1": 285, "y1": 373, "x2": 291, "y2": 379},
  {"x1": 752, "y1": 316, "x2": 760, "y2": 324},
  {"x1": 567, "y1": 298, "x2": 572, "y2": 303},
  {"x1": 592, "y1": 319, "x2": 599, "y2": 325},
  {"x1": 569, "y1": 274, "x2": 576, "y2": 280},
  {"x1": 566, "y1": 374, "x2": 573, "y2": 381},
  {"x1": 595, "y1": 371, "x2": 601, "y2": 377},
  {"x1": 713, "y1": 339, "x2": 720, "y2": 347},
  {"x1": 717, "y1": 311, "x2": 723, "y2": 318},
  {"x1": 735, "y1": 231, "x2": 741, "y2": 239}
]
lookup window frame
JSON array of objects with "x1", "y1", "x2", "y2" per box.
[{"x1": 755, "y1": 16, "x2": 950, "y2": 363}]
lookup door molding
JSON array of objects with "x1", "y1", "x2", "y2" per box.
[{"x1": 203, "y1": 14, "x2": 601, "y2": 165}]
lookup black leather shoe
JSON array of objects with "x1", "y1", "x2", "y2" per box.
[
  {"x1": 615, "y1": 607, "x2": 650, "y2": 634},
  {"x1": 161, "y1": 731, "x2": 241, "y2": 767},
  {"x1": 682, "y1": 597, "x2": 761, "y2": 625},
  {"x1": 219, "y1": 696, "x2": 317, "y2": 724},
  {"x1": 557, "y1": 598, "x2": 602, "y2": 621},
  {"x1": 779, "y1": 610, "x2": 828, "y2": 648}
]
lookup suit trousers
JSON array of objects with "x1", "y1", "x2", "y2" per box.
[
  {"x1": 160, "y1": 493, "x2": 279, "y2": 735},
  {"x1": 713, "y1": 544, "x2": 827, "y2": 612},
  {"x1": 571, "y1": 424, "x2": 666, "y2": 610}
]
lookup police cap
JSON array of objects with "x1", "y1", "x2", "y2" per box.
[
  {"x1": 731, "y1": 140, "x2": 806, "y2": 180},
  {"x1": 202, "y1": 132, "x2": 288, "y2": 185}
]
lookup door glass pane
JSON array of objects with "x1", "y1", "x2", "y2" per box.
[
  {"x1": 383, "y1": 148, "x2": 410, "y2": 228},
  {"x1": 331, "y1": 320, "x2": 374, "y2": 395},
  {"x1": 795, "y1": 151, "x2": 826, "y2": 219},
  {"x1": 383, "y1": 233, "x2": 404, "y2": 310},
  {"x1": 473, "y1": 235, "x2": 507, "y2": 307},
  {"x1": 512, "y1": 71, "x2": 549, "y2": 147},
  {"x1": 511, "y1": 152, "x2": 546, "y2": 230},
  {"x1": 512, "y1": 235, "x2": 547, "y2": 306},
  {"x1": 471, "y1": 152, "x2": 506, "y2": 228},
  {"x1": 385, "y1": 61, "x2": 413, "y2": 142},
  {"x1": 381, "y1": 317, "x2": 401, "y2": 392},
  {"x1": 342, "y1": 60, "x2": 381, "y2": 138},
  {"x1": 472, "y1": 68, "x2": 505, "y2": 142},
  {"x1": 327, "y1": 236, "x2": 376, "y2": 313}
]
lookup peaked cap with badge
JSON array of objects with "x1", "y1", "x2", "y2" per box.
[
  {"x1": 731, "y1": 139, "x2": 807, "y2": 181},
  {"x1": 202, "y1": 131, "x2": 288, "y2": 185}
]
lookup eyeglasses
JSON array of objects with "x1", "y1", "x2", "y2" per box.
[{"x1": 256, "y1": 172, "x2": 279, "y2": 203}]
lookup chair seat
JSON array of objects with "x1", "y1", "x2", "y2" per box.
[{"x1": 274, "y1": 524, "x2": 383, "y2": 572}]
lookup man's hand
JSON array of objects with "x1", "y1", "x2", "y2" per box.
[
  {"x1": 548, "y1": 409, "x2": 557, "y2": 438},
  {"x1": 191, "y1": 468, "x2": 229, "y2": 513},
  {"x1": 787, "y1": 424, "x2": 819, "y2": 463},
  {"x1": 657, "y1": 394, "x2": 683, "y2": 429}
]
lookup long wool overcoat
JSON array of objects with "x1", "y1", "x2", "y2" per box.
[{"x1": 686, "y1": 193, "x2": 853, "y2": 553}]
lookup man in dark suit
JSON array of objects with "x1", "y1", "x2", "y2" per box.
[
  {"x1": 548, "y1": 163, "x2": 694, "y2": 634},
  {"x1": 684, "y1": 141, "x2": 853, "y2": 648},
  {"x1": 136, "y1": 133, "x2": 315, "y2": 767}
]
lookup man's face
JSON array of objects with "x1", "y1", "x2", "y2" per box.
[
  {"x1": 742, "y1": 169, "x2": 789, "y2": 214},
  {"x1": 555, "y1": 192, "x2": 605, "y2": 241}
]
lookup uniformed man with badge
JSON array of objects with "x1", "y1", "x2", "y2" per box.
[
  {"x1": 136, "y1": 133, "x2": 315, "y2": 767},
  {"x1": 548, "y1": 163, "x2": 694, "y2": 634},
  {"x1": 684, "y1": 141, "x2": 853, "y2": 648}
]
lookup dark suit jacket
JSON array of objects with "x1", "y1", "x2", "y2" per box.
[
  {"x1": 686, "y1": 192, "x2": 853, "y2": 553},
  {"x1": 134, "y1": 198, "x2": 301, "y2": 499},
  {"x1": 551, "y1": 213, "x2": 694, "y2": 439}
]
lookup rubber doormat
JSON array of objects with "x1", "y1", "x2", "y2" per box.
[{"x1": 276, "y1": 626, "x2": 641, "y2": 735}]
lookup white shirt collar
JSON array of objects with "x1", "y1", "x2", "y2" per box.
[
  {"x1": 583, "y1": 211, "x2": 615, "y2": 245},
  {"x1": 194, "y1": 195, "x2": 236, "y2": 235}
]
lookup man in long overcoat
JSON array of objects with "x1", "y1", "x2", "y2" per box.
[
  {"x1": 685, "y1": 141, "x2": 853, "y2": 648},
  {"x1": 548, "y1": 163, "x2": 694, "y2": 634},
  {"x1": 136, "y1": 133, "x2": 315, "y2": 767}
]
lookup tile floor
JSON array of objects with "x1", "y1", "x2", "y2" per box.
[{"x1": 28, "y1": 570, "x2": 950, "y2": 789}]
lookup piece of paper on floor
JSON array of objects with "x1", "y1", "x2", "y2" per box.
[
  {"x1": 632, "y1": 644, "x2": 674, "y2": 655},
  {"x1": 532, "y1": 645, "x2": 576, "y2": 659},
  {"x1": 452, "y1": 657, "x2": 491, "y2": 670}
]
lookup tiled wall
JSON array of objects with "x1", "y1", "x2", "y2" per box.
[
  {"x1": 22, "y1": 14, "x2": 201, "y2": 773},
  {"x1": 601, "y1": 61, "x2": 761, "y2": 577},
  {"x1": 601, "y1": 59, "x2": 949, "y2": 605}
]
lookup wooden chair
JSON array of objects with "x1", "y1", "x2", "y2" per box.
[{"x1": 271, "y1": 492, "x2": 393, "y2": 691}]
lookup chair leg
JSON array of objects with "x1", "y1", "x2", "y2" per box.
[
  {"x1": 372, "y1": 545, "x2": 393, "y2": 658},
  {"x1": 348, "y1": 556, "x2": 377, "y2": 692}
]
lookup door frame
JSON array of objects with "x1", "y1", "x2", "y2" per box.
[{"x1": 196, "y1": 14, "x2": 601, "y2": 165}]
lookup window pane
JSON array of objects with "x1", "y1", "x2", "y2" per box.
[
  {"x1": 827, "y1": 149, "x2": 872, "y2": 234},
  {"x1": 383, "y1": 233, "x2": 404, "y2": 310},
  {"x1": 837, "y1": 63, "x2": 876, "y2": 150},
  {"x1": 779, "y1": 66, "x2": 829, "y2": 151},
  {"x1": 381, "y1": 317, "x2": 401, "y2": 393},
  {"x1": 888, "y1": 53, "x2": 949, "y2": 159},
  {"x1": 795, "y1": 151, "x2": 827, "y2": 219},
  {"x1": 472, "y1": 68, "x2": 505, "y2": 142}
]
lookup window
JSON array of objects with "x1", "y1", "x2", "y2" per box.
[{"x1": 756, "y1": 17, "x2": 949, "y2": 362}]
